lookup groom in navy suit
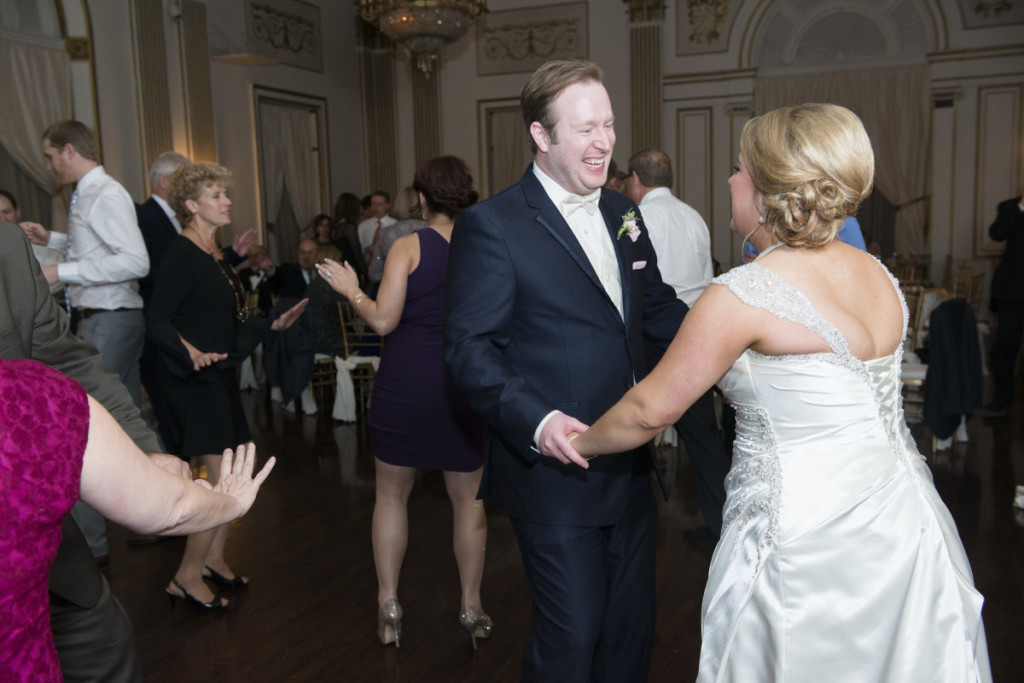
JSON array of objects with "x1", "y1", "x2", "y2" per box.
[{"x1": 445, "y1": 59, "x2": 685, "y2": 681}]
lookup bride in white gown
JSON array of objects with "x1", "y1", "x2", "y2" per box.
[{"x1": 567, "y1": 104, "x2": 991, "y2": 682}]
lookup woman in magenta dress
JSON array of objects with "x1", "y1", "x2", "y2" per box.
[
  {"x1": 0, "y1": 358, "x2": 274, "y2": 681},
  {"x1": 317, "y1": 156, "x2": 490, "y2": 650}
]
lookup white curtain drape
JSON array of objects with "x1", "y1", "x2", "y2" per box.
[
  {"x1": 755, "y1": 66, "x2": 931, "y2": 255},
  {"x1": 0, "y1": 35, "x2": 72, "y2": 228},
  {"x1": 489, "y1": 108, "x2": 533, "y2": 196},
  {"x1": 259, "y1": 103, "x2": 319, "y2": 262}
]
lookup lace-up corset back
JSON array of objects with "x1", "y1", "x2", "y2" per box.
[
  {"x1": 715, "y1": 262, "x2": 909, "y2": 460},
  {"x1": 698, "y1": 260, "x2": 991, "y2": 683},
  {"x1": 711, "y1": 263, "x2": 911, "y2": 559}
]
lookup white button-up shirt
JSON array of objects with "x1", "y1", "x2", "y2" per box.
[
  {"x1": 533, "y1": 164, "x2": 623, "y2": 319},
  {"x1": 47, "y1": 165, "x2": 149, "y2": 310},
  {"x1": 638, "y1": 186, "x2": 712, "y2": 307}
]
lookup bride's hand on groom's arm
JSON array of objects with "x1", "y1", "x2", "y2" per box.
[{"x1": 537, "y1": 412, "x2": 590, "y2": 469}]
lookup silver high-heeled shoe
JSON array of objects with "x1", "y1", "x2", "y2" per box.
[
  {"x1": 459, "y1": 605, "x2": 493, "y2": 650},
  {"x1": 377, "y1": 598, "x2": 402, "y2": 648}
]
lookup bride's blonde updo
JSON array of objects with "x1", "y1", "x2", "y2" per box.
[{"x1": 740, "y1": 103, "x2": 874, "y2": 248}]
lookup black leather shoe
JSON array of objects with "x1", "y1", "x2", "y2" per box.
[
  {"x1": 683, "y1": 526, "x2": 719, "y2": 546},
  {"x1": 202, "y1": 565, "x2": 249, "y2": 591},
  {"x1": 166, "y1": 578, "x2": 228, "y2": 613}
]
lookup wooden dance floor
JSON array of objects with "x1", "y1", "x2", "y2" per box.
[{"x1": 105, "y1": 388, "x2": 1023, "y2": 681}]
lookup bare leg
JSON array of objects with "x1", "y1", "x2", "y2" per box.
[
  {"x1": 443, "y1": 468, "x2": 486, "y2": 609},
  {"x1": 168, "y1": 455, "x2": 226, "y2": 605},
  {"x1": 372, "y1": 458, "x2": 416, "y2": 606},
  {"x1": 197, "y1": 454, "x2": 245, "y2": 582}
]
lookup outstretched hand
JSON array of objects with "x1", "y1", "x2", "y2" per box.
[
  {"x1": 270, "y1": 298, "x2": 308, "y2": 331},
  {"x1": 537, "y1": 412, "x2": 590, "y2": 469},
  {"x1": 207, "y1": 443, "x2": 276, "y2": 516},
  {"x1": 315, "y1": 258, "x2": 360, "y2": 299},
  {"x1": 231, "y1": 229, "x2": 258, "y2": 257}
]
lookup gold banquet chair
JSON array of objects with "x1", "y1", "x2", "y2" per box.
[
  {"x1": 328, "y1": 301, "x2": 383, "y2": 421},
  {"x1": 901, "y1": 288, "x2": 947, "y2": 424}
]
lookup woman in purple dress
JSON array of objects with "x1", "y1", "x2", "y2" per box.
[
  {"x1": 317, "y1": 156, "x2": 490, "y2": 650},
  {"x1": 0, "y1": 358, "x2": 274, "y2": 681}
]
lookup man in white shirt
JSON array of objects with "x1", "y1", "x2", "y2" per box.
[
  {"x1": 628, "y1": 148, "x2": 729, "y2": 546},
  {"x1": 357, "y1": 190, "x2": 396, "y2": 260},
  {"x1": 628, "y1": 148, "x2": 713, "y2": 306},
  {"x1": 23, "y1": 120, "x2": 150, "y2": 563}
]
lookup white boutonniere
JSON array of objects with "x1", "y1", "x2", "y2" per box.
[{"x1": 617, "y1": 209, "x2": 641, "y2": 242}]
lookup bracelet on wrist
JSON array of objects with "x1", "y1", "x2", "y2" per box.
[{"x1": 352, "y1": 293, "x2": 367, "y2": 305}]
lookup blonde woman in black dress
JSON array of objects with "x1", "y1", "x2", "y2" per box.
[{"x1": 149, "y1": 162, "x2": 306, "y2": 611}]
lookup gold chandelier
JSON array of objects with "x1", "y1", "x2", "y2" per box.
[{"x1": 359, "y1": 0, "x2": 487, "y2": 75}]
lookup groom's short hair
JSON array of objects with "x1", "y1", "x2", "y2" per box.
[{"x1": 521, "y1": 58, "x2": 603, "y2": 153}]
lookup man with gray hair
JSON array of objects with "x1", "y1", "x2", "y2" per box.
[{"x1": 137, "y1": 151, "x2": 190, "y2": 455}]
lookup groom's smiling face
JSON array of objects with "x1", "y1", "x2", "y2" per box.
[{"x1": 533, "y1": 80, "x2": 615, "y2": 196}]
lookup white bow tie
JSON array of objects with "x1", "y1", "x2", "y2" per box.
[{"x1": 561, "y1": 191, "x2": 601, "y2": 218}]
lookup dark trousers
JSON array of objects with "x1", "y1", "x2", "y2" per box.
[
  {"x1": 511, "y1": 472, "x2": 657, "y2": 683},
  {"x1": 992, "y1": 300, "x2": 1024, "y2": 407},
  {"x1": 140, "y1": 337, "x2": 178, "y2": 453},
  {"x1": 50, "y1": 577, "x2": 143, "y2": 683},
  {"x1": 674, "y1": 389, "x2": 730, "y2": 537}
]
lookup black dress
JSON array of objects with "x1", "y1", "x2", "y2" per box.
[{"x1": 147, "y1": 237, "x2": 264, "y2": 458}]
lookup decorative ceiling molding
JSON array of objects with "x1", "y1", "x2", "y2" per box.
[
  {"x1": 957, "y1": 0, "x2": 1024, "y2": 28},
  {"x1": 209, "y1": 0, "x2": 322, "y2": 71},
  {"x1": 476, "y1": 2, "x2": 588, "y2": 76},
  {"x1": 676, "y1": 0, "x2": 736, "y2": 56}
]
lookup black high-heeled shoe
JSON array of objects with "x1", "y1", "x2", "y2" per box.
[
  {"x1": 202, "y1": 564, "x2": 249, "y2": 592},
  {"x1": 166, "y1": 578, "x2": 228, "y2": 613},
  {"x1": 459, "y1": 605, "x2": 493, "y2": 651}
]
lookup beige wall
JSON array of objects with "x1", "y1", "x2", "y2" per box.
[{"x1": 72, "y1": 0, "x2": 1022, "y2": 288}]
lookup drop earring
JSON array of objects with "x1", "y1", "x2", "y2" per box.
[{"x1": 758, "y1": 214, "x2": 766, "y2": 224}]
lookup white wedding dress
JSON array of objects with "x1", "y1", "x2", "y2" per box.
[{"x1": 699, "y1": 263, "x2": 991, "y2": 682}]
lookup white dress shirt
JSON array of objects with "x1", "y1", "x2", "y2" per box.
[
  {"x1": 358, "y1": 215, "x2": 397, "y2": 251},
  {"x1": 638, "y1": 186, "x2": 712, "y2": 307},
  {"x1": 532, "y1": 164, "x2": 623, "y2": 319},
  {"x1": 531, "y1": 163, "x2": 625, "y2": 446},
  {"x1": 46, "y1": 165, "x2": 149, "y2": 310}
]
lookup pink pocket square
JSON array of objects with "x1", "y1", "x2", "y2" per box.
[{"x1": 632, "y1": 260, "x2": 647, "y2": 270}]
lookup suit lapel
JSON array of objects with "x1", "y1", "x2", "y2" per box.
[
  {"x1": 520, "y1": 169, "x2": 609, "y2": 302},
  {"x1": 600, "y1": 193, "x2": 633, "y2": 327},
  {"x1": 157, "y1": 203, "x2": 178, "y2": 239}
]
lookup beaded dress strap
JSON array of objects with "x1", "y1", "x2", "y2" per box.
[{"x1": 712, "y1": 263, "x2": 852, "y2": 357}]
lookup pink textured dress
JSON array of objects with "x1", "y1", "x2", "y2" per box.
[{"x1": 0, "y1": 358, "x2": 90, "y2": 681}]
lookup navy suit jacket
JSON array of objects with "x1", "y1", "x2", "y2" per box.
[
  {"x1": 445, "y1": 167, "x2": 685, "y2": 526},
  {"x1": 136, "y1": 197, "x2": 178, "y2": 306}
]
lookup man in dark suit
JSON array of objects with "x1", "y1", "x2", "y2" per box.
[
  {"x1": 445, "y1": 59, "x2": 685, "y2": 682},
  {"x1": 265, "y1": 238, "x2": 318, "y2": 299},
  {"x1": 986, "y1": 193, "x2": 1024, "y2": 418},
  {"x1": 1, "y1": 220, "x2": 189, "y2": 682},
  {"x1": 137, "y1": 152, "x2": 189, "y2": 452}
]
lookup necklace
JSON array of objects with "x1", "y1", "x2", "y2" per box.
[
  {"x1": 755, "y1": 241, "x2": 785, "y2": 260},
  {"x1": 187, "y1": 228, "x2": 249, "y2": 323},
  {"x1": 214, "y1": 257, "x2": 250, "y2": 323}
]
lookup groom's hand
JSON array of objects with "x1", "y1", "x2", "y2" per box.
[{"x1": 538, "y1": 413, "x2": 590, "y2": 469}]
